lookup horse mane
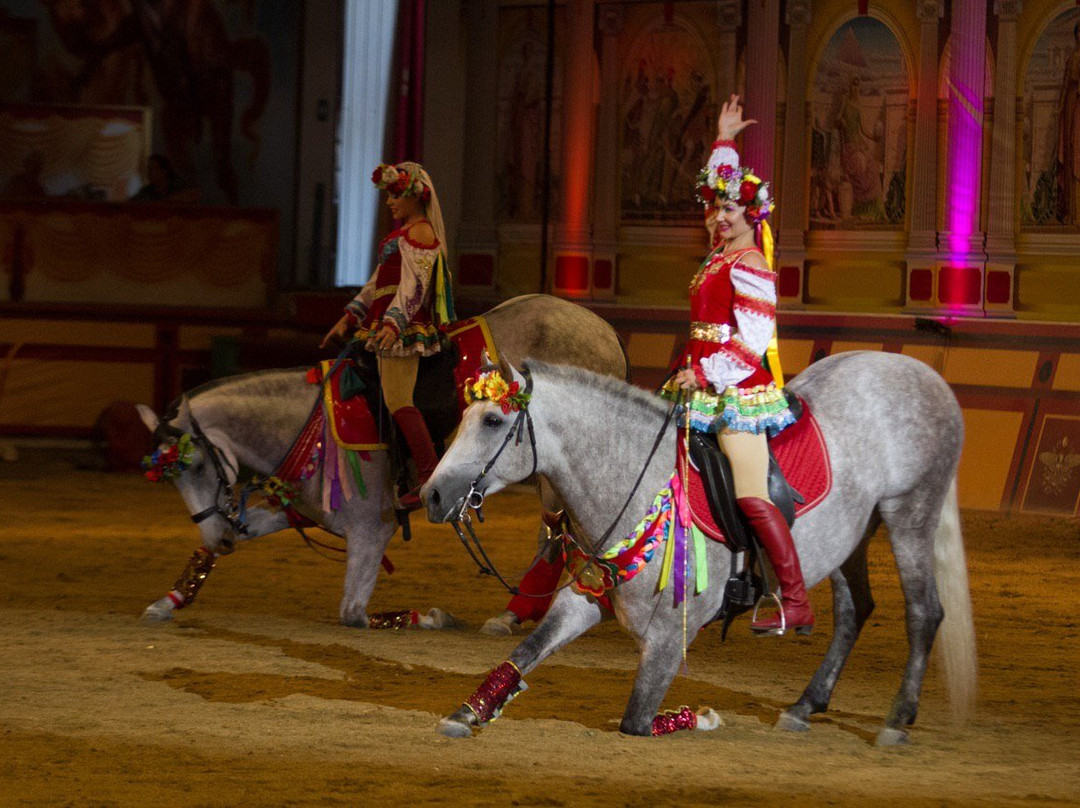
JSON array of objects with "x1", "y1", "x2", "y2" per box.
[
  {"x1": 524, "y1": 359, "x2": 668, "y2": 420},
  {"x1": 162, "y1": 367, "x2": 309, "y2": 424}
]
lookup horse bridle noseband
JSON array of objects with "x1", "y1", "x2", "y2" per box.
[
  {"x1": 449, "y1": 367, "x2": 539, "y2": 592},
  {"x1": 154, "y1": 408, "x2": 249, "y2": 537}
]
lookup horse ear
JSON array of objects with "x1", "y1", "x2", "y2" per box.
[
  {"x1": 502, "y1": 357, "x2": 526, "y2": 389},
  {"x1": 478, "y1": 349, "x2": 498, "y2": 373},
  {"x1": 135, "y1": 404, "x2": 160, "y2": 434},
  {"x1": 175, "y1": 396, "x2": 193, "y2": 428}
]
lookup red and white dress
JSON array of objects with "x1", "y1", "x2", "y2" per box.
[
  {"x1": 344, "y1": 223, "x2": 444, "y2": 357},
  {"x1": 664, "y1": 245, "x2": 794, "y2": 436}
]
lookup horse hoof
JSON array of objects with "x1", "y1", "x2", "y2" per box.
[
  {"x1": 480, "y1": 612, "x2": 518, "y2": 637},
  {"x1": 420, "y1": 608, "x2": 459, "y2": 630},
  {"x1": 776, "y1": 711, "x2": 811, "y2": 733},
  {"x1": 876, "y1": 727, "x2": 910, "y2": 747},
  {"x1": 141, "y1": 599, "x2": 175, "y2": 623},
  {"x1": 694, "y1": 708, "x2": 723, "y2": 732},
  {"x1": 437, "y1": 717, "x2": 473, "y2": 738}
]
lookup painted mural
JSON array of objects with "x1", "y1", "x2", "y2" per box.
[
  {"x1": 0, "y1": 0, "x2": 297, "y2": 211},
  {"x1": 810, "y1": 18, "x2": 908, "y2": 230},
  {"x1": 619, "y1": 19, "x2": 715, "y2": 223},
  {"x1": 496, "y1": 10, "x2": 562, "y2": 223},
  {"x1": 1022, "y1": 7, "x2": 1080, "y2": 227}
]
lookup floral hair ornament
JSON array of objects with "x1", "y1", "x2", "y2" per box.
[
  {"x1": 464, "y1": 370, "x2": 531, "y2": 413},
  {"x1": 695, "y1": 163, "x2": 774, "y2": 225},
  {"x1": 371, "y1": 162, "x2": 431, "y2": 202},
  {"x1": 142, "y1": 433, "x2": 196, "y2": 482}
]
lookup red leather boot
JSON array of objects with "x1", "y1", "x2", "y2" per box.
[
  {"x1": 737, "y1": 497, "x2": 815, "y2": 636},
  {"x1": 392, "y1": 406, "x2": 440, "y2": 510}
]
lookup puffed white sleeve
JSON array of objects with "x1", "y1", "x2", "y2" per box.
[
  {"x1": 382, "y1": 238, "x2": 438, "y2": 334},
  {"x1": 699, "y1": 261, "x2": 777, "y2": 391}
]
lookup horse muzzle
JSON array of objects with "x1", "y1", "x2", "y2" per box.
[{"x1": 421, "y1": 482, "x2": 464, "y2": 524}]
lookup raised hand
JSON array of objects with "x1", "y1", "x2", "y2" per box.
[{"x1": 717, "y1": 94, "x2": 757, "y2": 141}]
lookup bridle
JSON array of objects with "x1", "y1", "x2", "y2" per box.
[
  {"x1": 449, "y1": 366, "x2": 677, "y2": 598},
  {"x1": 449, "y1": 367, "x2": 538, "y2": 592},
  {"x1": 154, "y1": 407, "x2": 249, "y2": 538}
]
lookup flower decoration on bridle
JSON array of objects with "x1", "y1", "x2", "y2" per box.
[
  {"x1": 371, "y1": 162, "x2": 431, "y2": 202},
  {"x1": 142, "y1": 433, "x2": 196, "y2": 482},
  {"x1": 695, "y1": 163, "x2": 774, "y2": 224},
  {"x1": 464, "y1": 370, "x2": 531, "y2": 414}
]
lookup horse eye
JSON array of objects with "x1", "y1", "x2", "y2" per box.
[{"x1": 483, "y1": 413, "x2": 503, "y2": 428}]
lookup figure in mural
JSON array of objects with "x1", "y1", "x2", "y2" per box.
[
  {"x1": 836, "y1": 76, "x2": 883, "y2": 217},
  {"x1": 810, "y1": 18, "x2": 906, "y2": 229},
  {"x1": 1057, "y1": 23, "x2": 1080, "y2": 225},
  {"x1": 37, "y1": 0, "x2": 271, "y2": 205},
  {"x1": 619, "y1": 30, "x2": 716, "y2": 222},
  {"x1": 504, "y1": 40, "x2": 545, "y2": 220}
]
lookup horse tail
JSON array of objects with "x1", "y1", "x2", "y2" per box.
[
  {"x1": 229, "y1": 36, "x2": 272, "y2": 165},
  {"x1": 933, "y1": 475, "x2": 977, "y2": 721}
]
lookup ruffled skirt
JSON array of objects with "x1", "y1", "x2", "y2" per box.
[{"x1": 661, "y1": 380, "x2": 795, "y2": 437}]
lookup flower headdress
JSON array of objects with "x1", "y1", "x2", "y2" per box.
[
  {"x1": 696, "y1": 163, "x2": 774, "y2": 224},
  {"x1": 464, "y1": 371, "x2": 530, "y2": 413},
  {"x1": 142, "y1": 433, "x2": 196, "y2": 482},
  {"x1": 371, "y1": 162, "x2": 431, "y2": 202}
]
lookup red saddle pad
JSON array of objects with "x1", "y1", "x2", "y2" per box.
[{"x1": 683, "y1": 408, "x2": 833, "y2": 543}]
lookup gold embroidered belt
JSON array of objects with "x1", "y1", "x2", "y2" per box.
[{"x1": 690, "y1": 321, "x2": 732, "y2": 343}]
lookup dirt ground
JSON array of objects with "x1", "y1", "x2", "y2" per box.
[{"x1": 1, "y1": 449, "x2": 1078, "y2": 807}]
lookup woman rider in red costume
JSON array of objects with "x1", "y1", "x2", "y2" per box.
[
  {"x1": 321, "y1": 162, "x2": 455, "y2": 510},
  {"x1": 665, "y1": 95, "x2": 813, "y2": 636}
]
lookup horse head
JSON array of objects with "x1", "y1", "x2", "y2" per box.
[
  {"x1": 422, "y1": 359, "x2": 537, "y2": 523},
  {"x1": 136, "y1": 397, "x2": 248, "y2": 554}
]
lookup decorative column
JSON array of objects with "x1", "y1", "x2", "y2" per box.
[
  {"x1": 984, "y1": 0, "x2": 1022, "y2": 317},
  {"x1": 590, "y1": 4, "x2": 624, "y2": 300},
  {"x1": 552, "y1": 0, "x2": 597, "y2": 298},
  {"x1": 905, "y1": 0, "x2": 944, "y2": 312},
  {"x1": 939, "y1": 0, "x2": 989, "y2": 315},
  {"x1": 456, "y1": 0, "x2": 500, "y2": 290},
  {"x1": 742, "y1": 0, "x2": 781, "y2": 180},
  {"x1": 715, "y1": 0, "x2": 742, "y2": 100},
  {"x1": 775, "y1": 0, "x2": 811, "y2": 308}
]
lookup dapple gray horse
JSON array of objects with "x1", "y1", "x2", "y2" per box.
[
  {"x1": 137, "y1": 294, "x2": 627, "y2": 628},
  {"x1": 423, "y1": 352, "x2": 977, "y2": 744}
]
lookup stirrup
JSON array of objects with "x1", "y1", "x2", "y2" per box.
[{"x1": 750, "y1": 592, "x2": 786, "y2": 636}]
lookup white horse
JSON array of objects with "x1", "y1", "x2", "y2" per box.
[
  {"x1": 138, "y1": 295, "x2": 627, "y2": 628},
  {"x1": 424, "y1": 352, "x2": 976, "y2": 744}
]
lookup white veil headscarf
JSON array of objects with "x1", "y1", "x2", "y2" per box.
[{"x1": 397, "y1": 161, "x2": 446, "y2": 251}]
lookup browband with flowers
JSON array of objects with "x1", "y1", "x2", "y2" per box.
[
  {"x1": 696, "y1": 163, "x2": 774, "y2": 224},
  {"x1": 142, "y1": 433, "x2": 195, "y2": 482},
  {"x1": 464, "y1": 370, "x2": 530, "y2": 414},
  {"x1": 372, "y1": 162, "x2": 431, "y2": 202}
]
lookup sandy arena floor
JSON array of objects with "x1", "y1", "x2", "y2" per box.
[{"x1": 1, "y1": 449, "x2": 1078, "y2": 807}]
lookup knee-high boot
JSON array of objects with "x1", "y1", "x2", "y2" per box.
[
  {"x1": 392, "y1": 406, "x2": 439, "y2": 509},
  {"x1": 737, "y1": 497, "x2": 815, "y2": 636}
]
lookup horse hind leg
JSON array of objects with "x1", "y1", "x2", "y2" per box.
[
  {"x1": 778, "y1": 520, "x2": 878, "y2": 732},
  {"x1": 876, "y1": 495, "x2": 947, "y2": 746}
]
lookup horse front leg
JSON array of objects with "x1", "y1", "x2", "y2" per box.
[
  {"x1": 619, "y1": 634, "x2": 721, "y2": 737},
  {"x1": 339, "y1": 511, "x2": 397, "y2": 628},
  {"x1": 438, "y1": 588, "x2": 604, "y2": 737},
  {"x1": 141, "y1": 506, "x2": 291, "y2": 622}
]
